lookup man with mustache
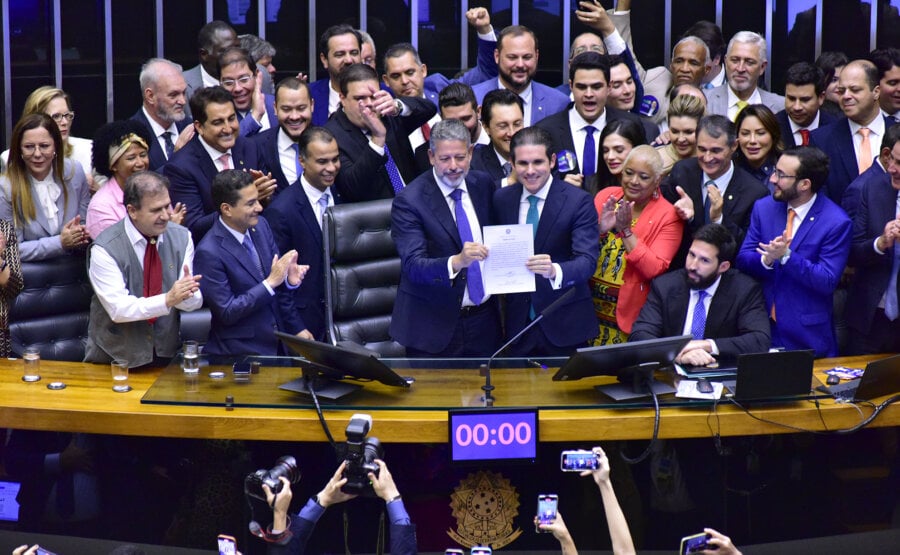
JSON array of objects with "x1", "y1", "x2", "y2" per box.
[
  {"x1": 132, "y1": 58, "x2": 193, "y2": 170},
  {"x1": 630, "y1": 224, "x2": 770, "y2": 367},
  {"x1": 390, "y1": 119, "x2": 501, "y2": 356}
]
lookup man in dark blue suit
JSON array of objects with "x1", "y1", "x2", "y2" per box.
[
  {"x1": 471, "y1": 25, "x2": 570, "y2": 126},
  {"x1": 195, "y1": 170, "x2": 308, "y2": 356},
  {"x1": 381, "y1": 7, "x2": 498, "y2": 108},
  {"x1": 843, "y1": 125, "x2": 900, "y2": 219},
  {"x1": 164, "y1": 86, "x2": 270, "y2": 242},
  {"x1": 736, "y1": 147, "x2": 851, "y2": 357},
  {"x1": 325, "y1": 64, "x2": 436, "y2": 202},
  {"x1": 218, "y1": 47, "x2": 278, "y2": 138},
  {"x1": 309, "y1": 25, "x2": 362, "y2": 126},
  {"x1": 250, "y1": 77, "x2": 313, "y2": 194},
  {"x1": 776, "y1": 62, "x2": 838, "y2": 149},
  {"x1": 846, "y1": 137, "x2": 900, "y2": 354},
  {"x1": 391, "y1": 119, "x2": 502, "y2": 357},
  {"x1": 131, "y1": 58, "x2": 192, "y2": 171},
  {"x1": 470, "y1": 89, "x2": 524, "y2": 185},
  {"x1": 492, "y1": 127, "x2": 599, "y2": 356},
  {"x1": 810, "y1": 60, "x2": 891, "y2": 203},
  {"x1": 264, "y1": 127, "x2": 340, "y2": 342}
]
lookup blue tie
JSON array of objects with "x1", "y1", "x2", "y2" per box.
[
  {"x1": 526, "y1": 195, "x2": 540, "y2": 320},
  {"x1": 291, "y1": 143, "x2": 303, "y2": 183},
  {"x1": 162, "y1": 132, "x2": 175, "y2": 159},
  {"x1": 691, "y1": 290, "x2": 708, "y2": 340},
  {"x1": 242, "y1": 234, "x2": 264, "y2": 279},
  {"x1": 383, "y1": 144, "x2": 405, "y2": 194},
  {"x1": 450, "y1": 189, "x2": 484, "y2": 305},
  {"x1": 703, "y1": 180, "x2": 717, "y2": 224},
  {"x1": 582, "y1": 125, "x2": 597, "y2": 176},
  {"x1": 317, "y1": 192, "x2": 330, "y2": 229}
]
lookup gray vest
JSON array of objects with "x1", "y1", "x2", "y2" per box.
[{"x1": 84, "y1": 219, "x2": 190, "y2": 367}]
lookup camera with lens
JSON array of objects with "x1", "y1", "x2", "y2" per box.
[
  {"x1": 244, "y1": 455, "x2": 301, "y2": 501},
  {"x1": 338, "y1": 413, "x2": 384, "y2": 495}
]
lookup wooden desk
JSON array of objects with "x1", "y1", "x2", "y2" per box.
[{"x1": 0, "y1": 357, "x2": 896, "y2": 442}]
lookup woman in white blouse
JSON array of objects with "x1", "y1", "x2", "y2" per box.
[{"x1": 0, "y1": 114, "x2": 90, "y2": 261}]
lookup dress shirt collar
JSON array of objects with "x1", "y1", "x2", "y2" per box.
[
  {"x1": 500, "y1": 78, "x2": 534, "y2": 107},
  {"x1": 198, "y1": 135, "x2": 233, "y2": 160},
  {"x1": 200, "y1": 65, "x2": 219, "y2": 88},
  {"x1": 124, "y1": 212, "x2": 166, "y2": 247},
  {"x1": 218, "y1": 216, "x2": 250, "y2": 244},
  {"x1": 788, "y1": 111, "x2": 820, "y2": 134},
  {"x1": 277, "y1": 127, "x2": 297, "y2": 153},
  {"x1": 432, "y1": 170, "x2": 471, "y2": 199},
  {"x1": 694, "y1": 273, "x2": 722, "y2": 300},
  {"x1": 727, "y1": 85, "x2": 762, "y2": 110},
  {"x1": 141, "y1": 106, "x2": 178, "y2": 137},
  {"x1": 788, "y1": 193, "x2": 816, "y2": 221},
  {"x1": 568, "y1": 104, "x2": 606, "y2": 131},
  {"x1": 518, "y1": 175, "x2": 552, "y2": 202},
  {"x1": 848, "y1": 112, "x2": 886, "y2": 136},
  {"x1": 703, "y1": 161, "x2": 736, "y2": 194},
  {"x1": 300, "y1": 175, "x2": 331, "y2": 203},
  {"x1": 493, "y1": 147, "x2": 509, "y2": 168}
]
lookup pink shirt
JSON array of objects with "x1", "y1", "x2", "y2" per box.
[{"x1": 86, "y1": 177, "x2": 125, "y2": 239}]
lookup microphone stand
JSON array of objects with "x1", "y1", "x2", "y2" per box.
[{"x1": 480, "y1": 288, "x2": 576, "y2": 406}]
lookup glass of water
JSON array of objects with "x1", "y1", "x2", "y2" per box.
[
  {"x1": 182, "y1": 340, "x2": 200, "y2": 374},
  {"x1": 111, "y1": 360, "x2": 131, "y2": 392},
  {"x1": 22, "y1": 346, "x2": 41, "y2": 382}
]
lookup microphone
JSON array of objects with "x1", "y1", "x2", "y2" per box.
[{"x1": 480, "y1": 287, "x2": 576, "y2": 404}]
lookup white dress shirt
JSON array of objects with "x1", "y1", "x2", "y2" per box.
[
  {"x1": 142, "y1": 106, "x2": 179, "y2": 161},
  {"x1": 726, "y1": 86, "x2": 763, "y2": 121},
  {"x1": 788, "y1": 111, "x2": 821, "y2": 146},
  {"x1": 89, "y1": 216, "x2": 202, "y2": 322},
  {"x1": 849, "y1": 113, "x2": 886, "y2": 170},
  {"x1": 277, "y1": 128, "x2": 300, "y2": 185},
  {"x1": 702, "y1": 162, "x2": 736, "y2": 225},
  {"x1": 568, "y1": 108, "x2": 606, "y2": 174},
  {"x1": 30, "y1": 174, "x2": 61, "y2": 231},
  {"x1": 300, "y1": 175, "x2": 335, "y2": 228},
  {"x1": 517, "y1": 176, "x2": 563, "y2": 289},
  {"x1": 200, "y1": 65, "x2": 219, "y2": 88},
  {"x1": 681, "y1": 275, "x2": 723, "y2": 354},
  {"x1": 436, "y1": 174, "x2": 488, "y2": 307}
]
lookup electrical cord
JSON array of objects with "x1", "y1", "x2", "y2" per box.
[
  {"x1": 724, "y1": 394, "x2": 900, "y2": 435},
  {"x1": 620, "y1": 379, "x2": 661, "y2": 464},
  {"x1": 307, "y1": 378, "x2": 337, "y2": 446}
]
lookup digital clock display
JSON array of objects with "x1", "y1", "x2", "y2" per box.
[{"x1": 448, "y1": 408, "x2": 538, "y2": 464}]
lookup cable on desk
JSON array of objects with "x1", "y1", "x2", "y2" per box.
[
  {"x1": 620, "y1": 380, "x2": 660, "y2": 464},
  {"x1": 307, "y1": 381, "x2": 337, "y2": 447},
  {"x1": 724, "y1": 395, "x2": 900, "y2": 436}
]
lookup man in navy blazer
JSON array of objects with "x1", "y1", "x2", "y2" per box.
[
  {"x1": 390, "y1": 119, "x2": 502, "y2": 357},
  {"x1": 381, "y1": 8, "x2": 498, "y2": 108},
  {"x1": 165, "y1": 86, "x2": 267, "y2": 243},
  {"x1": 263, "y1": 127, "x2": 341, "y2": 342},
  {"x1": 250, "y1": 77, "x2": 313, "y2": 194},
  {"x1": 131, "y1": 58, "x2": 192, "y2": 171},
  {"x1": 537, "y1": 52, "x2": 658, "y2": 188},
  {"x1": 471, "y1": 25, "x2": 570, "y2": 126},
  {"x1": 470, "y1": 90, "x2": 525, "y2": 185},
  {"x1": 630, "y1": 225, "x2": 770, "y2": 363},
  {"x1": 325, "y1": 64, "x2": 436, "y2": 202},
  {"x1": 309, "y1": 25, "x2": 363, "y2": 126},
  {"x1": 810, "y1": 60, "x2": 892, "y2": 203},
  {"x1": 736, "y1": 147, "x2": 851, "y2": 357},
  {"x1": 846, "y1": 137, "x2": 900, "y2": 354},
  {"x1": 492, "y1": 127, "x2": 599, "y2": 356},
  {"x1": 218, "y1": 47, "x2": 278, "y2": 138},
  {"x1": 776, "y1": 62, "x2": 839, "y2": 149},
  {"x1": 195, "y1": 170, "x2": 308, "y2": 356},
  {"x1": 843, "y1": 126, "x2": 900, "y2": 219},
  {"x1": 662, "y1": 115, "x2": 768, "y2": 268}
]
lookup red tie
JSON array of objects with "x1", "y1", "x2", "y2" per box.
[
  {"x1": 799, "y1": 129, "x2": 810, "y2": 146},
  {"x1": 143, "y1": 237, "x2": 162, "y2": 323},
  {"x1": 420, "y1": 123, "x2": 431, "y2": 143}
]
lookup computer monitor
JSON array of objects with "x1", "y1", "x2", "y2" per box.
[
  {"x1": 552, "y1": 335, "x2": 692, "y2": 400},
  {"x1": 275, "y1": 332, "x2": 411, "y2": 400}
]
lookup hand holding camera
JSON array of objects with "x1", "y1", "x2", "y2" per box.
[{"x1": 317, "y1": 460, "x2": 357, "y2": 508}]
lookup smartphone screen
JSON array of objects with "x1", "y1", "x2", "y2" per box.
[
  {"x1": 679, "y1": 533, "x2": 709, "y2": 554},
  {"x1": 560, "y1": 450, "x2": 599, "y2": 471},
  {"x1": 217, "y1": 534, "x2": 237, "y2": 555},
  {"x1": 35, "y1": 549, "x2": 58, "y2": 555},
  {"x1": 536, "y1": 494, "x2": 558, "y2": 530}
]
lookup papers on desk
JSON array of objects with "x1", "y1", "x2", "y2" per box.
[
  {"x1": 482, "y1": 224, "x2": 535, "y2": 295},
  {"x1": 675, "y1": 379, "x2": 724, "y2": 400}
]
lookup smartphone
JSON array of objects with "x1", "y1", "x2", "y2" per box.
[
  {"x1": 35, "y1": 549, "x2": 58, "y2": 555},
  {"x1": 218, "y1": 534, "x2": 237, "y2": 555},
  {"x1": 444, "y1": 550, "x2": 464, "y2": 555},
  {"x1": 536, "y1": 493, "x2": 558, "y2": 532},
  {"x1": 471, "y1": 547, "x2": 492, "y2": 555},
  {"x1": 679, "y1": 532, "x2": 710, "y2": 554},
  {"x1": 560, "y1": 449, "x2": 600, "y2": 471}
]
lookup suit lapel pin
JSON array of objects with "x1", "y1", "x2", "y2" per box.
[{"x1": 727, "y1": 195, "x2": 733, "y2": 200}]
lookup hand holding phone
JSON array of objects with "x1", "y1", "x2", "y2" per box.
[
  {"x1": 218, "y1": 534, "x2": 237, "y2": 555},
  {"x1": 679, "y1": 532, "x2": 710, "y2": 554},
  {"x1": 535, "y1": 493, "x2": 558, "y2": 533},
  {"x1": 560, "y1": 449, "x2": 600, "y2": 471}
]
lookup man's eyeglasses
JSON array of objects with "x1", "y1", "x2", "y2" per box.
[
  {"x1": 221, "y1": 75, "x2": 253, "y2": 88},
  {"x1": 48, "y1": 112, "x2": 75, "y2": 122},
  {"x1": 773, "y1": 170, "x2": 798, "y2": 181}
]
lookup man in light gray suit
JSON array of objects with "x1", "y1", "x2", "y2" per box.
[
  {"x1": 704, "y1": 31, "x2": 784, "y2": 121},
  {"x1": 182, "y1": 21, "x2": 239, "y2": 106}
]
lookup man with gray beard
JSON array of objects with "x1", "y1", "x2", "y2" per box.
[{"x1": 131, "y1": 58, "x2": 195, "y2": 170}]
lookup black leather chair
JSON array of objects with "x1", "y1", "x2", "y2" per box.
[
  {"x1": 9, "y1": 255, "x2": 92, "y2": 362},
  {"x1": 322, "y1": 199, "x2": 405, "y2": 356}
]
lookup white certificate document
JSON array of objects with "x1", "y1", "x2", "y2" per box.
[{"x1": 482, "y1": 224, "x2": 535, "y2": 295}]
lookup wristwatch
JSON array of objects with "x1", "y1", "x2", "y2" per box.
[
  {"x1": 780, "y1": 248, "x2": 791, "y2": 265},
  {"x1": 393, "y1": 99, "x2": 404, "y2": 115}
]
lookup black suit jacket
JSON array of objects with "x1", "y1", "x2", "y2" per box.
[
  {"x1": 129, "y1": 108, "x2": 189, "y2": 171},
  {"x1": 629, "y1": 269, "x2": 771, "y2": 356},
  {"x1": 536, "y1": 104, "x2": 660, "y2": 177},
  {"x1": 775, "y1": 108, "x2": 838, "y2": 148},
  {"x1": 470, "y1": 144, "x2": 506, "y2": 184},
  {"x1": 325, "y1": 97, "x2": 436, "y2": 202},
  {"x1": 250, "y1": 128, "x2": 296, "y2": 195},
  {"x1": 846, "y1": 169, "x2": 897, "y2": 335},
  {"x1": 661, "y1": 159, "x2": 768, "y2": 268},
  {"x1": 164, "y1": 135, "x2": 260, "y2": 243},
  {"x1": 263, "y1": 182, "x2": 342, "y2": 341}
]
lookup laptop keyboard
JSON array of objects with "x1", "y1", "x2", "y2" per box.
[{"x1": 828, "y1": 378, "x2": 861, "y2": 400}]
